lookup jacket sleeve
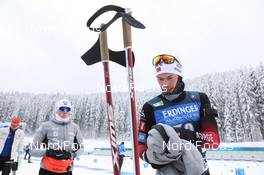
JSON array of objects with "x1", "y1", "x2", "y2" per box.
[
  {"x1": 73, "y1": 124, "x2": 84, "y2": 158},
  {"x1": 198, "y1": 93, "x2": 220, "y2": 148},
  {"x1": 138, "y1": 102, "x2": 155, "y2": 159},
  {"x1": 174, "y1": 93, "x2": 220, "y2": 149},
  {"x1": 30, "y1": 123, "x2": 47, "y2": 157}
]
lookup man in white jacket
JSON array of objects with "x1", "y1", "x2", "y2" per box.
[{"x1": 0, "y1": 117, "x2": 25, "y2": 175}]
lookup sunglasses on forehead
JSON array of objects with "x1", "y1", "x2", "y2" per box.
[
  {"x1": 152, "y1": 54, "x2": 181, "y2": 66},
  {"x1": 59, "y1": 106, "x2": 71, "y2": 112}
]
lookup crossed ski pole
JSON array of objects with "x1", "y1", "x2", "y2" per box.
[{"x1": 81, "y1": 5, "x2": 145, "y2": 175}]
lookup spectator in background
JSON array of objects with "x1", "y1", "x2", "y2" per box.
[
  {"x1": 118, "y1": 141, "x2": 126, "y2": 171},
  {"x1": 24, "y1": 143, "x2": 32, "y2": 163},
  {"x1": 0, "y1": 117, "x2": 25, "y2": 175}
]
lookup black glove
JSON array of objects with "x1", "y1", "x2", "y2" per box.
[
  {"x1": 46, "y1": 149, "x2": 72, "y2": 160},
  {"x1": 174, "y1": 127, "x2": 198, "y2": 144},
  {"x1": 3, "y1": 161, "x2": 18, "y2": 172},
  {"x1": 12, "y1": 162, "x2": 18, "y2": 171}
]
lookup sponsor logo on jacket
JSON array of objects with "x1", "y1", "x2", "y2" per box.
[{"x1": 154, "y1": 103, "x2": 201, "y2": 126}]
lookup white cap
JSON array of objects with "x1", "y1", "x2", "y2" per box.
[
  {"x1": 154, "y1": 59, "x2": 183, "y2": 77},
  {"x1": 56, "y1": 99, "x2": 72, "y2": 111}
]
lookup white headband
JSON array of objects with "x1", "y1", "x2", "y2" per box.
[{"x1": 154, "y1": 61, "x2": 183, "y2": 77}]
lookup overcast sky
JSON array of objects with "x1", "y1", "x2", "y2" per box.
[{"x1": 0, "y1": 0, "x2": 263, "y2": 94}]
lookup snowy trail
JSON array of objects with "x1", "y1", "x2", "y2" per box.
[
  {"x1": 16, "y1": 138, "x2": 263, "y2": 175},
  {"x1": 16, "y1": 155, "x2": 264, "y2": 175}
]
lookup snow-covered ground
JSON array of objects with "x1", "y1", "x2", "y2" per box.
[
  {"x1": 16, "y1": 138, "x2": 264, "y2": 175},
  {"x1": 17, "y1": 155, "x2": 264, "y2": 175}
]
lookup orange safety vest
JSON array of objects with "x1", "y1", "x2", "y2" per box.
[{"x1": 43, "y1": 156, "x2": 73, "y2": 173}]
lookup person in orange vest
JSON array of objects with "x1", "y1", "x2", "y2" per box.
[
  {"x1": 0, "y1": 117, "x2": 24, "y2": 175},
  {"x1": 30, "y1": 99, "x2": 84, "y2": 175}
]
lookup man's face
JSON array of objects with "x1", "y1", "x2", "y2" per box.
[
  {"x1": 57, "y1": 111, "x2": 70, "y2": 119},
  {"x1": 156, "y1": 73, "x2": 179, "y2": 94}
]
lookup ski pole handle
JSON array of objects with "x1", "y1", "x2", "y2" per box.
[
  {"x1": 87, "y1": 5, "x2": 145, "y2": 32},
  {"x1": 100, "y1": 24, "x2": 110, "y2": 61},
  {"x1": 87, "y1": 5, "x2": 124, "y2": 32},
  {"x1": 122, "y1": 18, "x2": 132, "y2": 48}
]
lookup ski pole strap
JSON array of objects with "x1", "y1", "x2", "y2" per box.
[{"x1": 87, "y1": 5, "x2": 145, "y2": 32}]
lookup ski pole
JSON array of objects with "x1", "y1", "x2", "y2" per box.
[
  {"x1": 122, "y1": 10, "x2": 141, "y2": 175},
  {"x1": 99, "y1": 24, "x2": 120, "y2": 175},
  {"x1": 81, "y1": 5, "x2": 145, "y2": 175}
]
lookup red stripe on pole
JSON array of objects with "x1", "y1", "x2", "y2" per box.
[
  {"x1": 103, "y1": 62, "x2": 120, "y2": 175},
  {"x1": 127, "y1": 48, "x2": 141, "y2": 175}
]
